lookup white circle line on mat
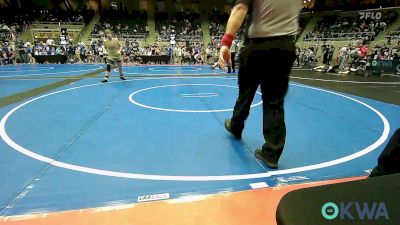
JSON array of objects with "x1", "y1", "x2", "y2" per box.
[
  {"x1": 128, "y1": 83, "x2": 262, "y2": 112},
  {"x1": 0, "y1": 77, "x2": 390, "y2": 181}
]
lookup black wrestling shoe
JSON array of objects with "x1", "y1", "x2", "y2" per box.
[
  {"x1": 255, "y1": 149, "x2": 278, "y2": 169},
  {"x1": 224, "y1": 119, "x2": 242, "y2": 139}
]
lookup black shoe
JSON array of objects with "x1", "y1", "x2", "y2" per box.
[
  {"x1": 255, "y1": 149, "x2": 278, "y2": 169},
  {"x1": 232, "y1": 69, "x2": 235, "y2": 73},
  {"x1": 120, "y1": 76, "x2": 126, "y2": 80},
  {"x1": 224, "y1": 119, "x2": 241, "y2": 139},
  {"x1": 227, "y1": 67, "x2": 232, "y2": 73},
  {"x1": 101, "y1": 79, "x2": 108, "y2": 83}
]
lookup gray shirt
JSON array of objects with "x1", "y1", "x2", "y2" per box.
[{"x1": 236, "y1": 0, "x2": 301, "y2": 38}]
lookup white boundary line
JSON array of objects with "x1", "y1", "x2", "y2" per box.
[
  {"x1": 291, "y1": 76, "x2": 400, "y2": 84},
  {"x1": 0, "y1": 67, "x2": 54, "y2": 72},
  {"x1": 0, "y1": 77, "x2": 390, "y2": 181},
  {"x1": 381, "y1": 73, "x2": 400, "y2": 78},
  {"x1": 0, "y1": 66, "x2": 103, "y2": 78},
  {"x1": 291, "y1": 68, "x2": 400, "y2": 82}
]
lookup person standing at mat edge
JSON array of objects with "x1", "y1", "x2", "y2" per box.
[
  {"x1": 228, "y1": 40, "x2": 238, "y2": 73},
  {"x1": 219, "y1": 0, "x2": 301, "y2": 169},
  {"x1": 102, "y1": 29, "x2": 126, "y2": 83}
]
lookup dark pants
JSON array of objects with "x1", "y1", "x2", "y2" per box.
[
  {"x1": 19, "y1": 53, "x2": 27, "y2": 64},
  {"x1": 230, "y1": 36, "x2": 296, "y2": 163},
  {"x1": 230, "y1": 52, "x2": 236, "y2": 71},
  {"x1": 370, "y1": 128, "x2": 400, "y2": 177}
]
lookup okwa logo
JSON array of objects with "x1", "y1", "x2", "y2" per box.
[{"x1": 322, "y1": 202, "x2": 390, "y2": 220}]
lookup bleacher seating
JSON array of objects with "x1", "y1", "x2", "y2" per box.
[
  {"x1": 304, "y1": 10, "x2": 397, "y2": 41},
  {"x1": 90, "y1": 9, "x2": 148, "y2": 40},
  {"x1": 155, "y1": 11, "x2": 202, "y2": 42},
  {"x1": 35, "y1": 7, "x2": 94, "y2": 24},
  {"x1": 386, "y1": 26, "x2": 400, "y2": 41}
]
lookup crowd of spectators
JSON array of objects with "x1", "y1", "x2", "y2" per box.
[
  {"x1": 36, "y1": 7, "x2": 94, "y2": 24},
  {"x1": 386, "y1": 25, "x2": 400, "y2": 43},
  {"x1": 304, "y1": 10, "x2": 397, "y2": 41},
  {"x1": 3, "y1": 3, "x2": 400, "y2": 69},
  {"x1": 208, "y1": 9, "x2": 229, "y2": 38},
  {"x1": 296, "y1": 38, "x2": 400, "y2": 74},
  {"x1": 155, "y1": 11, "x2": 203, "y2": 42},
  {"x1": 208, "y1": 10, "x2": 246, "y2": 43},
  {"x1": 91, "y1": 9, "x2": 148, "y2": 40},
  {"x1": 369, "y1": 42, "x2": 400, "y2": 60},
  {"x1": 0, "y1": 7, "x2": 41, "y2": 44},
  {"x1": 1, "y1": 37, "x2": 226, "y2": 66}
]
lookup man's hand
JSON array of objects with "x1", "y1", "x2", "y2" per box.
[{"x1": 219, "y1": 45, "x2": 231, "y2": 71}]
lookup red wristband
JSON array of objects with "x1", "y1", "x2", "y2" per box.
[{"x1": 221, "y1": 33, "x2": 235, "y2": 48}]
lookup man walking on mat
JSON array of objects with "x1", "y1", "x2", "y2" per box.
[{"x1": 219, "y1": 0, "x2": 301, "y2": 169}]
